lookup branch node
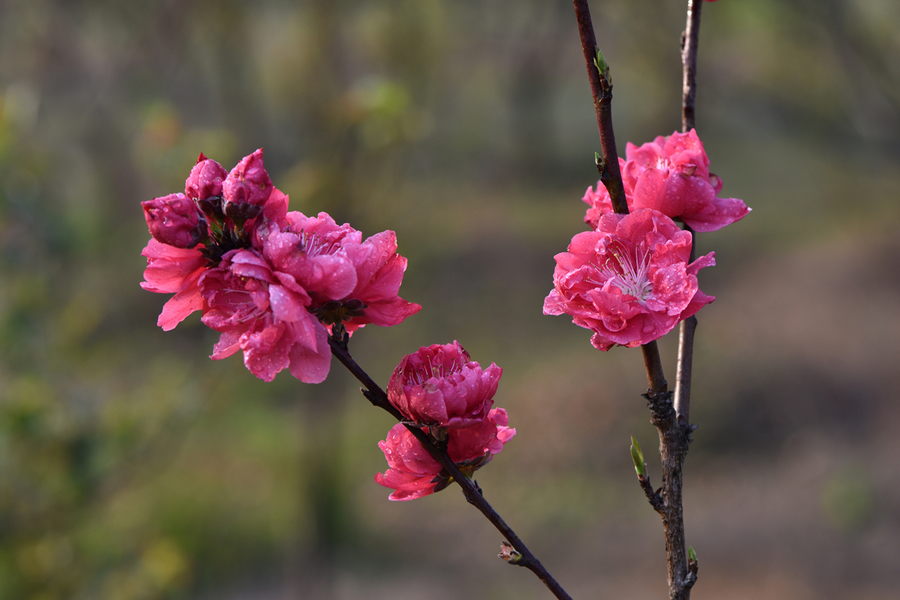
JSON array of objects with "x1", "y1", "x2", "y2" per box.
[
  {"x1": 499, "y1": 540, "x2": 524, "y2": 565},
  {"x1": 637, "y1": 473, "x2": 665, "y2": 513}
]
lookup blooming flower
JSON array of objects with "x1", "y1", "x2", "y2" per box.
[
  {"x1": 387, "y1": 341, "x2": 502, "y2": 428},
  {"x1": 141, "y1": 149, "x2": 420, "y2": 383},
  {"x1": 544, "y1": 208, "x2": 715, "y2": 350},
  {"x1": 338, "y1": 229, "x2": 422, "y2": 334},
  {"x1": 375, "y1": 408, "x2": 515, "y2": 501},
  {"x1": 583, "y1": 129, "x2": 749, "y2": 233},
  {"x1": 199, "y1": 248, "x2": 331, "y2": 383},
  {"x1": 140, "y1": 239, "x2": 207, "y2": 331},
  {"x1": 261, "y1": 211, "x2": 422, "y2": 334}
]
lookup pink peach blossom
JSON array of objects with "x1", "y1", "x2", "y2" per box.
[
  {"x1": 199, "y1": 249, "x2": 331, "y2": 383},
  {"x1": 388, "y1": 341, "x2": 502, "y2": 428},
  {"x1": 375, "y1": 408, "x2": 516, "y2": 501},
  {"x1": 583, "y1": 130, "x2": 749, "y2": 233},
  {"x1": 339, "y1": 229, "x2": 422, "y2": 333},
  {"x1": 373, "y1": 424, "x2": 444, "y2": 501},
  {"x1": 261, "y1": 212, "x2": 361, "y2": 304},
  {"x1": 544, "y1": 209, "x2": 715, "y2": 350},
  {"x1": 140, "y1": 239, "x2": 207, "y2": 331},
  {"x1": 261, "y1": 212, "x2": 421, "y2": 333}
]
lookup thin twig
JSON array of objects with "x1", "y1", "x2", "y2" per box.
[
  {"x1": 673, "y1": 313, "x2": 696, "y2": 427},
  {"x1": 673, "y1": 223, "x2": 697, "y2": 426},
  {"x1": 572, "y1": 0, "x2": 627, "y2": 214},
  {"x1": 328, "y1": 336, "x2": 574, "y2": 600},
  {"x1": 681, "y1": 0, "x2": 703, "y2": 133},
  {"x1": 638, "y1": 474, "x2": 665, "y2": 514}
]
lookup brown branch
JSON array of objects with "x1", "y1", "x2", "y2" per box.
[
  {"x1": 681, "y1": 0, "x2": 703, "y2": 133},
  {"x1": 641, "y1": 341, "x2": 668, "y2": 398},
  {"x1": 641, "y1": 5, "x2": 708, "y2": 598},
  {"x1": 645, "y1": 390, "x2": 695, "y2": 600},
  {"x1": 328, "y1": 336, "x2": 573, "y2": 600},
  {"x1": 674, "y1": 222, "x2": 697, "y2": 425},
  {"x1": 673, "y1": 314, "x2": 697, "y2": 427},
  {"x1": 572, "y1": 0, "x2": 627, "y2": 214}
]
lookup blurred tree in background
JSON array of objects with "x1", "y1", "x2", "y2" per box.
[{"x1": 1, "y1": 1, "x2": 899, "y2": 599}]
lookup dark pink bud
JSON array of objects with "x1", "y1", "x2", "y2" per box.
[
  {"x1": 142, "y1": 193, "x2": 206, "y2": 248},
  {"x1": 185, "y1": 153, "x2": 228, "y2": 201},
  {"x1": 222, "y1": 148, "x2": 273, "y2": 207}
]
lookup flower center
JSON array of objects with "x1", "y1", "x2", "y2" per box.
[
  {"x1": 404, "y1": 353, "x2": 466, "y2": 386},
  {"x1": 596, "y1": 241, "x2": 653, "y2": 303},
  {"x1": 297, "y1": 230, "x2": 340, "y2": 258}
]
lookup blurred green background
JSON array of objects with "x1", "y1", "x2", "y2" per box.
[{"x1": 2, "y1": 0, "x2": 899, "y2": 599}]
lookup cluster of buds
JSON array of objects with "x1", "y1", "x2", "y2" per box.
[{"x1": 140, "y1": 149, "x2": 421, "y2": 382}]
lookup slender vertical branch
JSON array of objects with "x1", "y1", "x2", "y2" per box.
[
  {"x1": 572, "y1": 0, "x2": 627, "y2": 214},
  {"x1": 681, "y1": 0, "x2": 703, "y2": 133},
  {"x1": 673, "y1": 223, "x2": 697, "y2": 424},
  {"x1": 328, "y1": 336, "x2": 574, "y2": 600},
  {"x1": 654, "y1": 3, "x2": 705, "y2": 599},
  {"x1": 673, "y1": 314, "x2": 697, "y2": 425},
  {"x1": 641, "y1": 341, "x2": 668, "y2": 398},
  {"x1": 675, "y1": 0, "x2": 702, "y2": 428}
]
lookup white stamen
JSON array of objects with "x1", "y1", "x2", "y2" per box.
[{"x1": 595, "y1": 242, "x2": 653, "y2": 303}]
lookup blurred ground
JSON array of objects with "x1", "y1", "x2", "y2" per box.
[{"x1": 1, "y1": 1, "x2": 899, "y2": 599}]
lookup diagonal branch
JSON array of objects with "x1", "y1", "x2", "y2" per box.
[{"x1": 328, "y1": 336, "x2": 574, "y2": 600}]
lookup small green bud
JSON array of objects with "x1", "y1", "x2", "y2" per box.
[
  {"x1": 630, "y1": 436, "x2": 646, "y2": 477},
  {"x1": 593, "y1": 47, "x2": 610, "y2": 82},
  {"x1": 688, "y1": 546, "x2": 698, "y2": 564},
  {"x1": 593, "y1": 48, "x2": 608, "y2": 75}
]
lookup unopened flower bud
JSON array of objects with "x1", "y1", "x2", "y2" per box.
[
  {"x1": 142, "y1": 193, "x2": 206, "y2": 248},
  {"x1": 185, "y1": 154, "x2": 228, "y2": 201},
  {"x1": 222, "y1": 148, "x2": 273, "y2": 207}
]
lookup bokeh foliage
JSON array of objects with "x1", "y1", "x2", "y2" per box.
[{"x1": 1, "y1": 1, "x2": 899, "y2": 599}]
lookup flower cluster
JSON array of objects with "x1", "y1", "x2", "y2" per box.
[
  {"x1": 375, "y1": 342, "x2": 515, "y2": 501},
  {"x1": 546, "y1": 130, "x2": 747, "y2": 350},
  {"x1": 141, "y1": 149, "x2": 421, "y2": 383}
]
